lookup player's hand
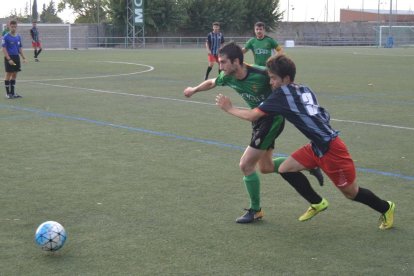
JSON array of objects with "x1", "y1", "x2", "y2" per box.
[
  {"x1": 8, "y1": 59, "x2": 16, "y2": 66},
  {"x1": 183, "y1": 87, "x2": 196, "y2": 98},
  {"x1": 22, "y1": 58, "x2": 27, "y2": 63},
  {"x1": 215, "y1": 93, "x2": 232, "y2": 111}
]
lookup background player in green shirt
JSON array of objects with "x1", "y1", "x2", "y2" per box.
[
  {"x1": 1, "y1": 22, "x2": 10, "y2": 38},
  {"x1": 243, "y1": 22, "x2": 283, "y2": 66},
  {"x1": 184, "y1": 42, "x2": 322, "y2": 223}
]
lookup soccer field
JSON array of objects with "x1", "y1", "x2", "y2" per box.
[{"x1": 0, "y1": 47, "x2": 413, "y2": 275}]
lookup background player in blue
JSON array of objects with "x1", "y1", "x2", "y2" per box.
[
  {"x1": 216, "y1": 54, "x2": 395, "y2": 229},
  {"x1": 2, "y1": 20, "x2": 26, "y2": 99},
  {"x1": 184, "y1": 42, "x2": 323, "y2": 223},
  {"x1": 205, "y1": 22, "x2": 224, "y2": 80}
]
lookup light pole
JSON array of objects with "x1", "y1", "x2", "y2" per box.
[{"x1": 287, "y1": 0, "x2": 290, "y2": 21}]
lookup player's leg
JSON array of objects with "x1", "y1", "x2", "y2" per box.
[
  {"x1": 258, "y1": 151, "x2": 324, "y2": 186},
  {"x1": 35, "y1": 42, "x2": 42, "y2": 61},
  {"x1": 4, "y1": 71, "x2": 12, "y2": 98},
  {"x1": 236, "y1": 146, "x2": 267, "y2": 223},
  {"x1": 323, "y1": 137, "x2": 394, "y2": 229},
  {"x1": 216, "y1": 56, "x2": 221, "y2": 75},
  {"x1": 205, "y1": 55, "x2": 214, "y2": 80},
  {"x1": 37, "y1": 42, "x2": 42, "y2": 58},
  {"x1": 280, "y1": 149, "x2": 328, "y2": 221},
  {"x1": 10, "y1": 72, "x2": 21, "y2": 98},
  {"x1": 32, "y1": 41, "x2": 37, "y2": 58}
]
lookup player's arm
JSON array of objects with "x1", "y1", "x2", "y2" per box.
[
  {"x1": 275, "y1": 45, "x2": 283, "y2": 55},
  {"x1": 18, "y1": 46, "x2": 26, "y2": 63},
  {"x1": 184, "y1": 78, "x2": 217, "y2": 98},
  {"x1": 2, "y1": 46, "x2": 15, "y2": 65},
  {"x1": 30, "y1": 29, "x2": 34, "y2": 40},
  {"x1": 215, "y1": 94, "x2": 264, "y2": 122},
  {"x1": 205, "y1": 34, "x2": 211, "y2": 54}
]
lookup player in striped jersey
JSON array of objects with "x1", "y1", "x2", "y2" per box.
[
  {"x1": 204, "y1": 22, "x2": 224, "y2": 80},
  {"x1": 30, "y1": 22, "x2": 42, "y2": 62},
  {"x1": 216, "y1": 54, "x2": 395, "y2": 229},
  {"x1": 184, "y1": 42, "x2": 323, "y2": 224}
]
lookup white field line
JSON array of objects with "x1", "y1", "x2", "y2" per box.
[{"x1": 24, "y1": 60, "x2": 414, "y2": 131}]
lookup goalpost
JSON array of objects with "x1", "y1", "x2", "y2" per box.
[
  {"x1": 378, "y1": 25, "x2": 414, "y2": 48},
  {"x1": 2, "y1": 23, "x2": 72, "y2": 49}
]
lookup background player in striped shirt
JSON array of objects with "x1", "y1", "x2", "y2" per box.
[
  {"x1": 184, "y1": 42, "x2": 322, "y2": 223},
  {"x1": 216, "y1": 54, "x2": 395, "y2": 229},
  {"x1": 243, "y1": 22, "x2": 283, "y2": 66},
  {"x1": 204, "y1": 22, "x2": 224, "y2": 80},
  {"x1": 30, "y1": 21, "x2": 42, "y2": 62}
]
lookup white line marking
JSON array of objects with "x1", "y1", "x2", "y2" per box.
[
  {"x1": 20, "y1": 61, "x2": 154, "y2": 82},
  {"x1": 34, "y1": 82, "x2": 414, "y2": 131},
  {"x1": 24, "y1": 60, "x2": 413, "y2": 131}
]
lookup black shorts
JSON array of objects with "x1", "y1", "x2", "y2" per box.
[
  {"x1": 4, "y1": 55, "x2": 21, "y2": 73},
  {"x1": 249, "y1": 115, "x2": 285, "y2": 150}
]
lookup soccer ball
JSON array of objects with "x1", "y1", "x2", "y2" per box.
[{"x1": 35, "y1": 221, "x2": 67, "y2": 251}]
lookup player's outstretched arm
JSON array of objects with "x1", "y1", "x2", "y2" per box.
[
  {"x1": 183, "y1": 79, "x2": 216, "y2": 98},
  {"x1": 215, "y1": 94, "x2": 264, "y2": 122}
]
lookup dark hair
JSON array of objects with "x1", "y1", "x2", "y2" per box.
[
  {"x1": 218, "y1": 42, "x2": 243, "y2": 65},
  {"x1": 266, "y1": 55, "x2": 296, "y2": 82},
  {"x1": 9, "y1": 20, "x2": 17, "y2": 26},
  {"x1": 255, "y1": 22, "x2": 265, "y2": 28},
  {"x1": 212, "y1": 22, "x2": 220, "y2": 26}
]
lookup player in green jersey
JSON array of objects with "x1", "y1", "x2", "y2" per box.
[
  {"x1": 1, "y1": 22, "x2": 10, "y2": 38},
  {"x1": 243, "y1": 22, "x2": 283, "y2": 66},
  {"x1": 184, "y1": 42, "x2": 322, "y2": 223}
]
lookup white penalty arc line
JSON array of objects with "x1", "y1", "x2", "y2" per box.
[
  {"x1": 34, "y1": 82, "x2": 414, "y2": 131},
  {"x1": 20, "y1": 61, "x2": 154, "y2": 82},
  {"x1": 331, "y1": 118, "x2": 414, "y2": 131}
]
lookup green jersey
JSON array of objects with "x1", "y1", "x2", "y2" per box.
[
  {"x1": 244, "y1": 36, "x2": 279, "y2": 66},
  {"x1": 215, "y1": 64, "x2": 272, "y2": 109},
  {"x1": 2, "y1": 28, "x2": 10, "y2": 37}
]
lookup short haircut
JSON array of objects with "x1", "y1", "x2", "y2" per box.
[
  {"x1": 212, "y1": 22, "x2": 220, "y2": 26},
  {"x1": 255, "y1": 22, "x2": 265, "y2": 28},
  {"x1": 218, "y1": 42, "x2": 243, "y2": 65},
  {"x1": 9, "y1": 20, "x2": 17, "y2": 26},
  {"x1": 266, "y1": 55, "x2": 296, "y2": 82}
]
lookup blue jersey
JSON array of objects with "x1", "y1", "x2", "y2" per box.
[
  {"x1": 258, "y1": 84, "x2": 338, "y2": 156},
  {"x1": 2, "y1": 33, "x2": 22, "y2": 56},
  {"x1": 206, "y1": 32, "x2": 224, "y2": 55}
]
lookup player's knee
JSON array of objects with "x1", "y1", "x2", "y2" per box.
[
  {"x1": 340, "y1": 182, "x2": 358, "y2": 200},
  {"x1": 239, "y1": 160, "x2": 254, "y2": 175}
]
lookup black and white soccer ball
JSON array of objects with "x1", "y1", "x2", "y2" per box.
[{"x1": 35, "y1": 221, "x2": 67, "y2": 251}]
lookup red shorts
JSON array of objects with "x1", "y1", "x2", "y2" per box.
[
  {"x1": 32, "y1": 41, "x2": 42, "y2": 48},
  {"x1": 291, "y1": 137, "x2": 356, "y2": 187},
  {"x1": 208, "y1": 53, "x2": 219, "y2": 63}
]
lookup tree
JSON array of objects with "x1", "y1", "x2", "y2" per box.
[
  {"x1": 103, "y1": 0, "x2": 283, "y2": 36},
  {"x1": 242, "y1": 0, "x2": 283, "y2": 32},
  {"x1": 32, "y1": 0, "x2": 39, "y2": 22},
  {"x1": 144, "y1": 0, "x2": 187, "y2": 35},
  {"x1": 40, "y1": 1, "x2": 63, "y2": 23},
  {"x1": 58, "y1": 0, "x2": 109, "y2": 23}
]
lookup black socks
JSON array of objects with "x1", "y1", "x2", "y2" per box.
[
  {"x1": 353, "y1": 187, "x2": 389, "y2": 213},
  {"x1": 281, "y1": 172, "x2": 322, "y2": 204}
]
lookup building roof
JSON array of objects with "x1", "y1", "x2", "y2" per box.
[{"x1": 345, "y1": 9, "x2": 414, "y2": 15}]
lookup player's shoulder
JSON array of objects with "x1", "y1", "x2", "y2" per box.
[
  {"x1": 264, "y1": 35, "x2": 277, "y2": 41},
  {"x1": 246, "y1": 63, "x2": 268, "y2": 75}
]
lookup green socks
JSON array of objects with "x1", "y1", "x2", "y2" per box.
[
  {"x1": 273, "y1": 157, "x2": 287, "y2": 173},
  {"x1": 243, "y1": 172, "x2": 260, "y2": 211}
]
